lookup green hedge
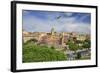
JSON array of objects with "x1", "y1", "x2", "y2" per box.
[{"x1": 23, "y1": 42, "x2": 67, "y2": 63}]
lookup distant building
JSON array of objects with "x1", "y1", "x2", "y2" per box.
[
  {"x1": 76, "y1": 34, "x2": 86, "y2": 41},
  {"x1": 23, "y1": 27, "x2": 90, "y2": 50},
  {"x1": 38, "y1": 27, "x2": 67, "y2": 49}
]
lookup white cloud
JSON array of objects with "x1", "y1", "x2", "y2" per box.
[
  {"x1": 61, "y1": 23, "x2": 90, "y2": 34},
  {"x1": 23, "y1": 12, "x2": 90, "y2": 34}
]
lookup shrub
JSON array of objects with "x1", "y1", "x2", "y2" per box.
[
  {"x1": 24, "y1": 39, "x2": 38, "y2": 45},
  {"x1": 51, "y1": 46, "x2": 55, "y2": 50}
]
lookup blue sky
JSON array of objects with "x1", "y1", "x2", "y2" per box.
[{"x1": 22, "y1": 10, "x2": 91, "y2": 34}]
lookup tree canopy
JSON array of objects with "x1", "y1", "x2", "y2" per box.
[{"x1": 23, "y1": 42, "x2": 67, "y2": 62}]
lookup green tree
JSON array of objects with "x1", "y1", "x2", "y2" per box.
[
  {"x1": 82, "y1": 42, "x2": 90, "y2": 49},
  {"x1": 51, "y1": 46, "x2": 55, "y2": 50},
  {"x1": 82, "y1": 39, "x2": 91, "y2": 49},
  {"x1": 76, "y1": 52, "x2": 81, "y2": 59},
  {"x1": 23, "y1": 42, "x2": 67, "y2": 62},
  {"x1": 67, "y1": 41, "x2": 79, "y2": 51},
  {"x1": 25, "y1": 39, "x2": 38, "y2": 44}
]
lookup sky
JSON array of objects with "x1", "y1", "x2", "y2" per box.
[{"x1": 22, "y1": 10, "x2": 91, "y2": 34}]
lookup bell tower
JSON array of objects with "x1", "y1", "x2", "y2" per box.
[{"x1": 51, "y1": 27, "x2": 55, "y2": 35}]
